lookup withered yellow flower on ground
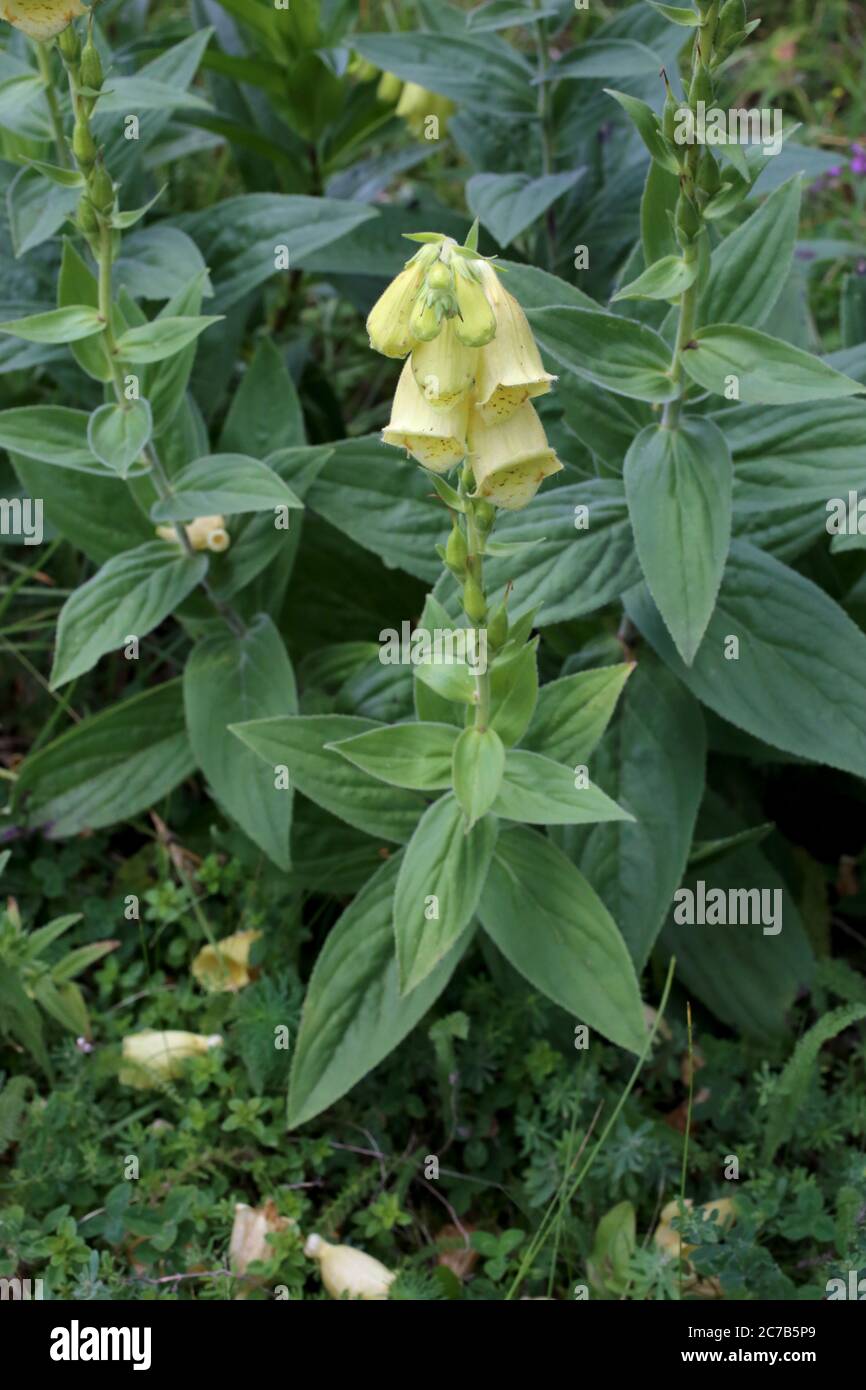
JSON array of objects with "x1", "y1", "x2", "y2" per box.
[
  {"x1": 119, "y1": 1030, "x2": 222, "y2": 1089},
  {"x1": 191, "y1": 928, "x2": 262, "y2": 993},
  {"x1": 383, "y1": 358, "x2": 468, "y2": 471},
  {"x1": 304, "y1": 1233, "x2": 395, "y2": 1300},
  {"x1": 229, "y1": 1201, "x2": 294, "y2": 1279},
  {"x1": 155, "y1": 515, "x2": 230, "y2": 552},
  {"x1": 0, "y1": 0, "x2": 85, "y2": 40},
  {"x1": 467, "y1": 399, "x2": 562, "y2": 509}
]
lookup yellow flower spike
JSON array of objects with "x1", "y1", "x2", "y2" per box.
[
  {"x1": 411, "y1": 315, "x2": 477, "y2": 408},
  {"x1": 474, "y1": 263, "x2": 556, "y2": 422},
  {"x1": 155, "y1": 515, "x2": 230, "y2": 552},
  {"x1": 383, "y1": 358, "x2": 468, "y2": 472},
  {"x1": 304, "y1": 1233, "x2": 395, "y2": 1300},
  {"x1": 119, "y1": 1030, "x2": 222, "y2": 1089},
  {"x1": 366, "y1": 261, "x2": 427, "y2": 359},
  {"x1": 467, "y1": 398, "x2": 562, "y2": 510},
  {"x1": 191, "y1": 928, "x2": 262, "y2": 994},
  {"x1": 454, "y1": 261, "x2": 496, "y2": 348},
  {"x1": 0, "y1": 0, "x2": 86, "y2": 41}
]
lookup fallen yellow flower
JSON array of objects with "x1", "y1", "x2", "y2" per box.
[
  {"x1": 191, "y1": 928, "x2": 262, "y2": 994},
  {"x1": 119, "y1": 1029, "x2": 222, "y2": 1089},
  {"x1": 304, "y1": 1233, "x2": 395, "y2": 1300}
]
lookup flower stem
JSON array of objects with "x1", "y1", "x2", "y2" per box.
[{"x1": 34, "y1": 41, "x2": 71, "y2": 167}]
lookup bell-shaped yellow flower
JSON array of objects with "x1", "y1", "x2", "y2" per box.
[
  {"x1": 467, "y1": 399, "x2": 562, "y2": 509},
  {"x1": 191, "y1": 928, "x2": 262, "y2": 993},
  {"x1": 155, "y1": 515, "x2": 230, "y2": 552},
  {"x1": 475, "y1": 264, "x2": 556, "y2": 422},
  {"x1": 395, "y1": 82, "x2": 454, "y2": 137},
  {"x1": 454, "y1": 262, "x2": 496, "y2": 348},
  {"x1": 366, "y1": 261, "x2": 427, "y2": 360},
  {"x1": 119, "y1": 1030, "x2": 222, "y2": 1089},
  {"x1": 304, "y1": 1233, "x2": 395, "y2": 1300},
  {"x1": 411, "y1": 315, "x2": 477, "y2": 408},
  {"x1": 383, "y1": 359, "x2": 468, "y2": 471},
  {"x1": 0, "y1": 0, "x2": 86, "y2": 40}
]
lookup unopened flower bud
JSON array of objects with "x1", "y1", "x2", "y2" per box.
[
  {"x1": 409, "y1": 292, "x2": 441, "y2": 343},
  {"x1": 697, "y1": 151, "x2": 721, "y2": 196},
  {"x1": 89, "y1": 160, "x2": 114, "y2": 214},
  {"x1": 675, "y1": 192, "x2": 702, "y2": 246},
  {"x1": 57, "y1": 19, "x2": 82, "y2": 61},
  {"x1": 445, "y1": 520, "x2": 468, "y2": 576},
  {"x1": 80, "y1": 32, "x2": 103, "y2": 91},
  {"x1": 427, "y1": 259, "x2": 453, "y2": 292},
  {"x1": 688, "y1": 64, "x2": 713, "y2": 109},
  {"x1": 463, "y1": 571, "x2": 486, "y2": 623},
  {"x1": 376, "y1": 70, "x2": 402, "y2": 105},
  {"x1": 77, "y1": 193, "x2": 99, "y2": 236},
  {"x1": 72, "y1": 119, "x2": 96, "y2": 170},
  {"x1": 454, "y1": 265, "x2": 496, "y2": 348},
  {"x1": 487, "y1": 600, "x2": 509, "y2": 650},
  {"x1": 716, "y1": 0, "x2": 747, "y2": 48}
]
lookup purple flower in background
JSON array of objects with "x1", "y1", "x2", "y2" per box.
[{"x1": 850, "y1": 143, "x2": 866, "y2": 175}]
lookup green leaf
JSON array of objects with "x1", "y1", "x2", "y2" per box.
[
  {"x1": 218, "y1": 337, "x2": 305, "y2": 454},
  {"x1": 490, "y1": 749, "x2": 632, "y2": 825},
  {"x1": 13, "y1": 681, "x2": 194, "y2": 838},
  {"x1": 641, "y1": 160, "x2": 680, "y2": 268},
  {"x1": 394, "y1": 794, "x2": 497, "y2": 993},
  {"x1": 452, "y1": 726, "x2": 505, "y2": 828},
  {"x1": 288, "y1": 853, "x2": 474, "y2": 1127},
  {"x1": 12, "y1": 456, "x2": 153, "y2": 563},
  {"x1": 95, "y1": 77, "x2": 212, "y2": 113},
  {"x1": 699, "y1": 177, "x2": 802, "y2": 329},
  {"x1": 58, "y1": 238, "x2": 112, "y2": 383},
  {"x1": 353, "y1": 32, "x2": 535, "y2": 114},
  {"x1": 230, "y1": 714, "x2": 425, "y2": 843},
  {"x1": 466, "y1": 1, "x2": 560, "y2": 32},
  {"x1": 478, "y1": 826, "x2": 646, "y2": 1053},
  {"x1": 0, "y1": 965, "x2": 49, "y2": 1076},
  {"x1": 466, "y1": 170, "x2": 583, "y2": 248},
  {"x1": 604, "y1": 89, "x2": 680, "y2": 174},
  {"x1": 553, "y1": 658, "x2": 706, "y2": 969},
  {"x1": 682, "y1": 325, "x2": 864, "y2": 404},
  {"x1": 50, "y1": 542, "x2": 208, "y2": 688},
  {"x1": 521, "y1": 663, "x2": 633, "y2": 764},
  {"x1": 555, "y1": 39, "x2": 663, "y2": 79},
  {"x1": 142, "y1": 273, "x2": 209, "y2": 437},
  {"x1": 647, "y1": 1, "x2": 703, "y2": 23},
  {"x1": 626, "y1": 540, "x2": 866, "y2": 776},
  {"x1": 415, "y1": 656, "x2": 478, "y2": 705},
  {"x1": 87, "y1": 400, "x2": 153, "y2": 479},
  {"x1": 612, "y1": 254, "x2": 697, "y2": 302},
  {"x1": 761, "y1": 1005, "x2": 866, "y2": 1163},
  {"x1": 624, "y1": 418, "x2": 732, "y2": 664},
  {"x1": 115, "y1": 315, "x2": 222, "y2": 365},
  {"x1": 0, "y1": 406, "x2": 100, "y2": 472},
  {"x1": 488, "y1": 642, "x2": 539, "y2": 745},
  {"x1": 0, "y1": 306, "x2": 103, "y2": 344},
  {"x1": 150, "y1": 454, "x2": 303, "y2": 522},
  {"x1": 26, "y1": 159, "x2": 85, "y2": 187},
  {"x1": 184, "y1": 615, "x2": 296, "y2": 869},
  {"x1": 527, "y1": 306, "x2": 675, "y2": 403},
  {"x1": 180, "y1": 194, "x2": 377, "y2": 309},
  {"x1": 328, "y1": 722, "x2": 458, "y2": 791}
]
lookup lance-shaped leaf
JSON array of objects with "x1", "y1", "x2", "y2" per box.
[
  {"x1": 151, "y1": 455, "x2": 303, "y2": 522},
  {"x1": 50, "y1": 541, "x2": 207, "y2": 688},
  {"x1": 478, "y1": 826, "x2": 646, "y2": 1053},
  {"x1": 394, "y1": 794, "x2": 497, "y2": 994},
  {"x1": 288, "y1": 853, "x2": 475, "y2": 1127},
  {"x1": 0, "y1": 306, "x2": 103, "y2": 343},
  {"x1": 612, "y1": 254, "x2": 698, "y2": 303},
  {"x1": 624, "y1": 417, "x2": 732, "y2": 664},
  {"x1": 328, "y1": 722, "x2": 459, "y2": 791},
  {"x1": 682, "y1": 325, "x2": 864, "y2": 404},
  {"x1": 114, "y1": 314, "x2": 222, "y2": 365},
  {"x1": 527, "y1": 306, "x2": 676, "y2": 403},
  {"x1": 491, "y1": 749, "x2": 633, "y2": 825}
]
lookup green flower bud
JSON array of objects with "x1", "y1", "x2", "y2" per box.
[
  {"x1": 474, "y1": 499, "x2": 496, "y2": 534},
  {"x1": 688, "y1": 64, "x2": 713, "y2": 109},
  {"x1": 76, "y1": 193, "x2": 99, "y2": 237},
  {"x1": 72, "y1": 119, "x2": 97, "y2": 170},
  {"x1": 89, "y1": 160, "x2": 114, "y2": 214},
  {"x1": 58, "y1": 22, "x2": 82, "y2": 63},
  {"x1": 409, "y1": 293, "x2": 441, "y2": 343},
  {"x1": 675, "y1": 192, "x2": 702, "y2": 246},
  {"x1": 463, "y1": 572, "x2": 486, "y2": 624},
  {"x1": 80, "y1": 34, "x2": 104, "y2": 92},
  {"x1": 696, "y1": 151, "x2": 721, "y2": 197},
  {"x1": 427, "y1": 260, "x2": 453, "y2": 292},
  {"x1": 487, "y1": 600, "x2": 508, "y2": 651},
  {"x1": 445, "y1": 521, "x2": 468, "y2": 577},
  {"x1": 716, "y1": 0, "x2": 747, "y2": 48},
  {"x1": 454, "y1": 265, "x2": 496, "y2": 348}
]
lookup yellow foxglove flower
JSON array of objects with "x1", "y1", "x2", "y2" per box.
[
  {"x1": 119, "y1": 1030, "x2": 222, "y2": 1089},
  {"x1": 0, "y1": 0, "x2": 86, "y2": 40},
  {"x1": 376, "y1": 70, "x2": 402, "y2": 105},
  {"x1": 366, "y1": 261, "x2": 427, "y2": 359},
  {"x1": 453, "y1": 262, "x2": 496, "y2": 348},
  {"x1": 467, "y1": 399, "x2": 562, "y2": 510},
  {"x1": 304, "y1": 1233, "x2": 395, "y2": 1300},
  {"x1": 155, "y1": 515, "x2": 230, "y2": 552},
  {"x1": 383, "y1": 359, "x2": 468, "y2": 472},
  {"x1": 411, "y1": 315, "x2": 476, "y2": 408},
  {"x1": 191, "y1": 928, "x2": 262, "y2": 993},
  {"x1": 395, "y1": 82, "x2": 454, "y2": 137},
  {"x1": 475, "y1": 263, "x2": 556, "y2": 422}
]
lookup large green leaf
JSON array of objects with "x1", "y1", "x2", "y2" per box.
[
  {"x1": 552, "y1": 659, "x2": 706, "y2": 969},
  {"x1": 521, "y1": 664, "x2": 633, "y2": 765},
  {"x1": 527, "y1": 305, "x2": 675, "y2": 403},
  {"x1": 467, "y1": 170, "x2": 584, "y2": 248},
  {"x1": 50, "y1": 542, "x2": 208, "y2": 688},
  {"x1": 184, "y1": 615, "x2": 296, "y2": 869},
  {"x1": 682, "y1": 325, "x2": 864, "y2": 404},
  {"x1": 11, "y1": 456, "x2": 154, "y2": 563},
  {"x1": 626, "y1": 540, "x2": 866, "y2": 775},
  {"x1": 353, "y1": 31, "x2": 535, "y2": 113},
  {"x1": 328, "y1": 722, "x2": 458, "y2": 791},
  {"x1": 288, "y1": 853, "x2": 474, "y2": 1127},
  {"x1": 0, "y1": 406, "x2": 100, "y2": 472},
  {"x1": 699, "y1": 177, "x2": 802, "y2": 329},
  {"x1": 478, "y1": 826, "x2": 646, "y2": 1053},
  {"x1": 151, "y1": 454, "x2": 303, "y2": 522},
  {"x1": 230, "y1": 714, "x2": 425, "y2": 843},
  {"x1": 491, "y1": 749, "x2": 633, "y2": 825},
  {"x1": 218, "y1": 337, "x2": 305, "y2": 454},
  {"x1": 394, "y1": 794, "x2": 497, "y2": 993},
  {"x1": 624, "y1": 418, "x2": 732, "y2": 664},
  {"x1": 13, "y1": 681, "x2": 194, "y2": 838}
]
